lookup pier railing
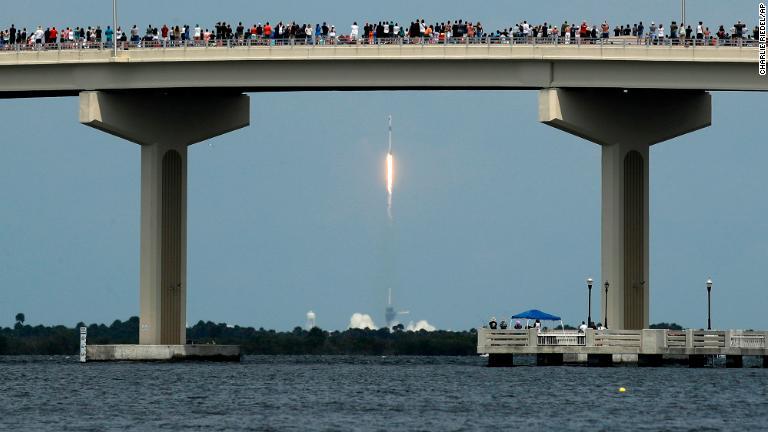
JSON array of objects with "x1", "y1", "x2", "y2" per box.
[
  {"x1": 538, "y1": 332, "x2": 585, "y2": 346},
  {"x1": 478, "y1": 328, "x2": 768, "y2": 354},
  {"x1": 729, "y1": 333, "x2": 766, "y2": 349}
]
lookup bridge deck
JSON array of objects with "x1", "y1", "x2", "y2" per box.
[{"x1": 0, "y1": 44, "x2": 762, "y2": 97}]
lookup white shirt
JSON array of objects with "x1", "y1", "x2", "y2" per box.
[
  {"x1": 579, "y1": 324, "x2": 588, "y2": 332},
  {"x1": 697, "y1": 24, "x2": 703, "y2": 34},
  {"x1": 194, "y1": 27, "x2": 202, "y2": 38},
  {"x1": 34, "y1": 29, "x2": 44, "y2": 40},
  {"x1": 522, "y1": 23, "x2": 530, "y2": 35},
  {"x1": 658, "y1": 27, "x2": 664, "y2": 37},
  {"x1": 350, "y1": 24, "x2": 358, "y2": 37}
]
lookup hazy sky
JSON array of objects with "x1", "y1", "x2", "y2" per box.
[{"x1": 0, "y1": 1, "x2": 764, "y2": 331}]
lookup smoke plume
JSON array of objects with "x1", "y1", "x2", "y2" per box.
[
  {"x1": 406, "y1": 320, "x2": 436, "y2": 332},
  {"x1": 349, "y1": 313, "x2": 377, "y2": 330}
]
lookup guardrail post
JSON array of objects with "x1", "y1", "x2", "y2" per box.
[
  {"x1": 686, "y1": 328, "x2": 694, "y2": 349},
  {"x1": 528, "y1": 328, "x2": 538, "y2": 347},
  {"x1": 585, "y1": 329, "x2": 595, "y2": 347},
  {"x1": 476, "y1": 327, "x2": 487, "y2": 353},
  {"x1": 724, "y1": 330, "x2": 732, "y2": 349}
]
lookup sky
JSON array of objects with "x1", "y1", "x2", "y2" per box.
[{"x1": 0, "y1": 1, "x2": 765, "y2": 331}]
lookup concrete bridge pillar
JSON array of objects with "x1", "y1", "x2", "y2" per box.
[
  {"x1": 540, "y1": 88, "x2": 711, "y2": 330},
  {"x1": 80, "y1": 91, "x2": 249, "y2": 344}
]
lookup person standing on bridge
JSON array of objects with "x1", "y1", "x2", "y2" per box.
[
  {"x1": 350, "y1": 22, "x2": 359, "y2": 41},
  {"x1": 33, "y1": 26, "x2": 44, "y2": 48},
  {"x1": 105, "y1": 26, "x2": 113, "y2": 47}
]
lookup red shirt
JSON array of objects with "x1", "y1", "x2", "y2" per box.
[{"x1": 264, "y1": 25, "x2": 272, "y2": 36}]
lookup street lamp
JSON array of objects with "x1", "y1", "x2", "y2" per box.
[
  {"x1": 604, "y1": 281, "x2": 610, "y2": 328},
  {"x1": 706, "y1": 277, "x2": 713, "y2": 330},
  {"x1": 586, "y1": 277, "x2": 593, "y2": 327},
  {"x1": 681, "y1": 0, "x2": 686, "y2": 28},
  {"x1": 112, "y1": 0, "x2": 118, "y2": 57}
]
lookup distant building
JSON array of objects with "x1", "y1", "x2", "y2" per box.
[{"x1": 306, "y1": 311, "x2": 317, "y2": 330}]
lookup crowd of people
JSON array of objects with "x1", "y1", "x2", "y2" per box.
[
  {"x1": 487, "y1": 317, "x2": 607, "y2": 332},
  {"x1": 0, "y1": 17, "x2": 761, "y2": 49}
]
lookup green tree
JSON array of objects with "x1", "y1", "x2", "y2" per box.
[
  {"x1": 15, "y1": 313, "x2": 25, "y2": 325},
  {"x1": 650, "y1": 322, "x2": 684, "y2": 330}
]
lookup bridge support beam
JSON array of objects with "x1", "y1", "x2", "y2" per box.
[
  {"x1": 540, "y1": 88, "x2": 711, "y2": 330},
  {"x1": 80, "y1": 91, "x2": 249, "y2": 345}
]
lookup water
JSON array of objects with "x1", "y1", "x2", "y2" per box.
[{"x1": 1, "y1": 356, "x2": 766, "y2": 431}]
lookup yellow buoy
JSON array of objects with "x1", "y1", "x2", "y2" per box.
[{"x1": 619, "y1": 387, "x2": 626, "y2": 393}]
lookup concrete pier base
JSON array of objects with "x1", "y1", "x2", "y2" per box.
[
  {"x1": 638, "y1": 354, "x2": 664, "y2": 367},
  {"x1": 563, "y1": 353, "x2": 588, "y2": 364},
  {"x1": 588, "y1": 354, "x2": 613, "y2": 367},
  {"x1": 86, "y1": 345, "x2": 241, "y2": 362},
  {"x1": 537, "y1": 353, "x2": 564, "y2": 366},
  {"x1": 689, "y1": 355, "x2": 707, "y2": 368},
  {"x1": 726, "y1": 355, "x2": 743, "y2": 368},
  {"x1": 488, "y1": 354, "x2": 514, "y2": 367}
]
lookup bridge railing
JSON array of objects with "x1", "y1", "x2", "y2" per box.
[{"x1": 0, "y1": 34, "x2": 761, "y2": 52}]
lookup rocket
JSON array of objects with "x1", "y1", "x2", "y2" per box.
[{"x1": 386, "y1": 116, "x2": 394, "y2": 220}]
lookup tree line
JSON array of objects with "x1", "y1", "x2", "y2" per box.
[{"x1": 0, "y1": 316, "x2": 478, "y2": 356}]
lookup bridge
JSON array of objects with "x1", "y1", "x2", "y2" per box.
[{"x1": 1, "y1": 42, "x2": 763, "y2": 359}]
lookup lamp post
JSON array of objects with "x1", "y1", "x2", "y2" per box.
[
  {"x1": 112, "y1": 0, "x2": 118, "y2": 57},
  {"x1": 586, "y1": 277, "x2": 593, "y2": 327},
  {"x1": 706, "y1": 278, "x2": 713, "y2": 330},
  {"x1": 604, "y1": 281, "x2": 610, "y2": 328},
  {"x1": 681, "y1": 0, "x2": 686, "y2": 28}
]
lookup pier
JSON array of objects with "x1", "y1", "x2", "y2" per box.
[{"x1": 477, "y1": 328, "x2": 768, "y2": 367}]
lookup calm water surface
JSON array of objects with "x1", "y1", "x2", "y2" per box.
[{"x1": 0, "y1": 356, "x2": 766, "y2": 431}]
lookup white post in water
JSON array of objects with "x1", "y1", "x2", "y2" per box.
[{"x1": 79, "y1": 327, "x2": 87, "y2": 363}]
